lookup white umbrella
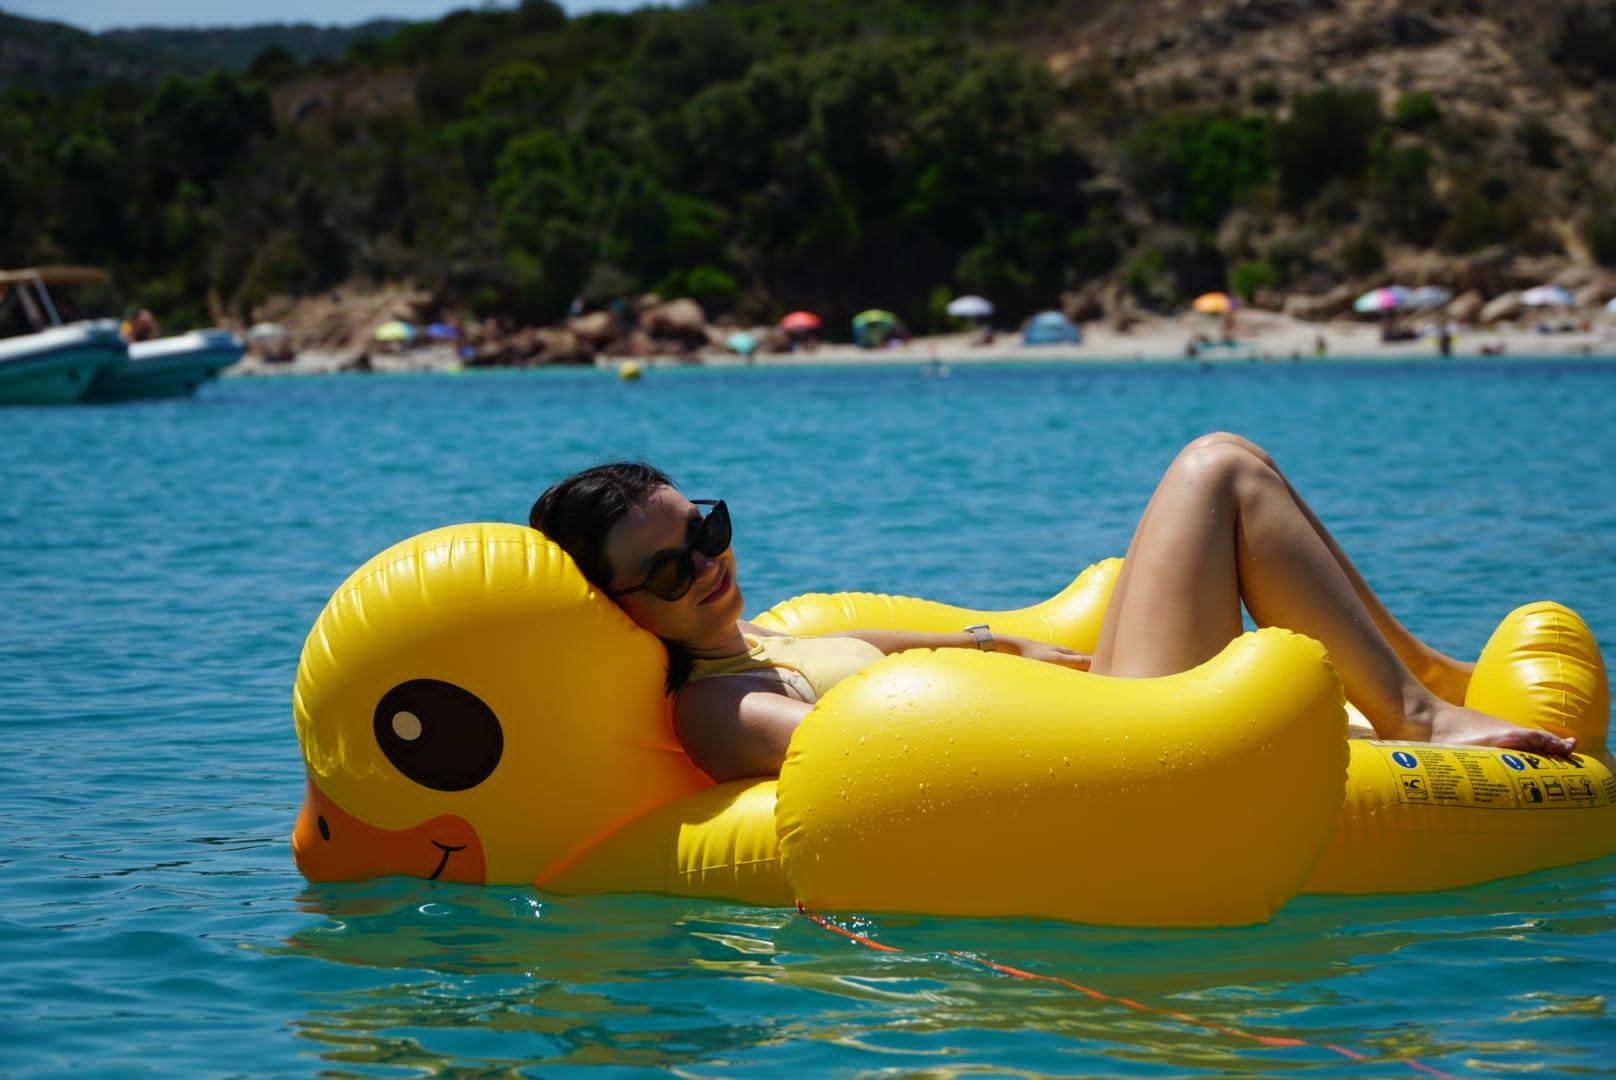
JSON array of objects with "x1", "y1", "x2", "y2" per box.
[
  {"x1": 946, "y1": 295, "x2": 994, "y2": 319},
  {"x1": 247, "y1": 322, "x2": 286, "y2": 340},
  {"x1": 1407, "y1": 286, "x2": 1453, "y2": 310},
  {"x1": 1605, "y1": 297, "x2": 1616, "y2": 314},
  {"x1": 1521, "y1": 284, "x2": 1574, "y2": 307}
]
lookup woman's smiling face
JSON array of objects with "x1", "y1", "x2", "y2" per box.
[{"x1": 602, "y1": 486, "x2": 744, "y2": 644}]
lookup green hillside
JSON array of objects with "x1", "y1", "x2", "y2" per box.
[
  {"x1": 6, "y1": 0, "x2": 1616, "y2": 332},
  {"x1": 0, "y1": 12, "x2": 406, "y2": 92}
]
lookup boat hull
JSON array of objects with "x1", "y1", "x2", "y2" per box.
[
  {"x1": 0, "y1": 323, "x2": 127, "y2": 405},
  {"x1": 85, "y1": 330, "x2": 245, "y2": 402}
]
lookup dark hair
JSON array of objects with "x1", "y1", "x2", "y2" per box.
[{"x1": 528, "y1": 462, "x2": 694, "y2": 691}]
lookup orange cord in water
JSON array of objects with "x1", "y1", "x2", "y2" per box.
[{"x1": 796, "y1": 903, "x2": 1459, "y2": 1079}]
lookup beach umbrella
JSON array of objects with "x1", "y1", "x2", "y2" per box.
[
  {"x1": 726, "y1": 331, "x2": 757, "y2": 356},
  {"x1": 1022, "y1": 310, "x2": 1082, "y2": 346},
  {"x1": 1191, "y1": 292, "x2": 1234, "y2": 314},
  {"x1": 426, "y1": 322, "x2": 458, "y2": 341},
  {"x1": 852, "y1": 309, "x2": 902, "y2": 348},
  {"x1": 1522, "y1": 284, "x2": 1574, "y2": 307},
  {"x1": 246, "y1": 322, "x2": 285, "y2": 341},
  {"x1": 1605, "y1": 297, "x2": 1616, "y2": 314},
  {"x1": 373, "y1": 320, "x2": 415, "y2": 343},
  {"x1": 780, "y1": 311, "x2": 821, "y2": 332},
  {"x1": 1352, "y1": 286, "x2": 1412, "y2": 314},
  {"x1": 1407, "y1": 286, "x2": 1453, "y2": 310},
  {"x1": 946, "y1": 295, "x2": 994, "y2": 319}
]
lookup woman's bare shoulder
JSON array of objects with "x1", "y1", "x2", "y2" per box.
[{"x1": 738, "y1": 619, "x2": 785, "y2": 638}]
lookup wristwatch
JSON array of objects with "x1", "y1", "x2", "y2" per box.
[{"x1": 964, "y1": 624, "x2": 995, "y2": 651}]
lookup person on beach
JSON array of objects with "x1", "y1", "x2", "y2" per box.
[{"x1": 529, "y1": 434, "x2": 1575, "y2": 782}]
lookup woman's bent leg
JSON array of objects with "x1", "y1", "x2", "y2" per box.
[
  {"x1": 1191, "y1": 433, "x2": 1471, "y2": 703},
  {"x1": 1091, "y1": 438, "x2": 1573, "y2": 755}
]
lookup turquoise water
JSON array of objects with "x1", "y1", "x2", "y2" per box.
[{"x1": 4, "y1": 359, "x2": 1615, "y2": 1076}]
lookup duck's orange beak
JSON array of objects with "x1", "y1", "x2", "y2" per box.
[{"x1": 292, "y1": 775, "x2": 486, "y2": 884}]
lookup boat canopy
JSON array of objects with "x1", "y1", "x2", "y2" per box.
[{"x1": 0, "y1": 266, "x2": 110, "y2": 286}]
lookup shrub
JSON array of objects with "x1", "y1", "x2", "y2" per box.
[
  {"x1": 1586, "y1": 207, "x2": 1616, "y2": 265},
  {"x1": 1275, "y1": 86, "x2": 1382, "y2": 208},
  {"x1": 1438, "y1": 180, "x2": 1537, "y2": 252},
  {"x1": 1229, "y1": 259, "x2": 1280, "y2": 300},
  {"x1": 1369, "y1": 142, "x2": 1443, "y2": 244},
  {"x1": 1517, "y1": 118, "x2": 1563, "y2": 168},
  {"x1": 1122, "y1": 247, "x2": 1168, "y2": 304},
  {"x1": 1121, "y1": 110, "x2": 1273, "y2": 231},
  {"x1": 682, "y1": 265, "x2": 739, "y2": 311},
  {"x1": 1550, "y1": 3, "x2": 1616, "y2": 79},
  {"x1": 1338, "y1": 231, "x2": 1384, "y2": 276},
  {"x1": 1392, "y1": 91, "x2": 1442, "y2": 131}
]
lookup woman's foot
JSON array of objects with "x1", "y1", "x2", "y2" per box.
[{"x1": 1409, "y1": 698, "x2": 1576, "y2": 756}]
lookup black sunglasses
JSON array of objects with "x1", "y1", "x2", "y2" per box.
[{"x1": 608, "y1": 499, "x2": 732, "y2": 602}]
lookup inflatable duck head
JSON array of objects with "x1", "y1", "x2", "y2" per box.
[{"x1": 291, "y1": 524, "x2": 709, "y2": 885}]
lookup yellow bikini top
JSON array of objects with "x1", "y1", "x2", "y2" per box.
[{"x1": 686, "y1": 632, "x2": 884, "y2": 703}]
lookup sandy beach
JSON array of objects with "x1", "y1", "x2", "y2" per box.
[{"x1": 230, "y1": 309, "x2": 1616, "y2": 378}]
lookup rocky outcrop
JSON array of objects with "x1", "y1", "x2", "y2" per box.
[
  {"x1": 1480, "y1": 290, "x2": 1525, "y2": 325},
  {"x1": 1283, "y1": 284, "x2": 1356, "y2": 321},
  {"x1": 1448, "y1": 290, "x2": 1485, "y2": 324}
]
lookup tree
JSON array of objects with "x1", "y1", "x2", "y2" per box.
[
  {"x1": 1275, "y1": 87, "x2": 1381, "y2": 208},
  {"x1": 1123, "y1": 110, "x2": 1273, "y2": 231},
  {"x1": 143, "y1": 72, "x2": 272, "y2": 196}
]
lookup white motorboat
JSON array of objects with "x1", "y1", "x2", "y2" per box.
[
  {"x1": 85, "y1": 329, "x2": 245, "y2": 402},
  {"x1": 0, "y1": 265, "x2": 245, "y2": 404},
  {"x1": 0, "y1": 268, "x2": 128, "y2": 404}
]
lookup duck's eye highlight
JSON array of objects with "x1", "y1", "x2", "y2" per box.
[{"x1": 373, "y1": 679, "x2": 503, "y2": 792}]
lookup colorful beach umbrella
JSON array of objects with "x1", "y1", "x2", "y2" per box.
[
  {"x1": 1522, "y1": 284, "x2": 1574, "y2": 307},
  {"x1": 1352, "y1": 286, "x2": 1412, "y2": 314},
  {"x1": 1191, "y1": 292, "x2": 1234, "y2": 314},
  {"x1": 946, "y1": 295, "x2": 994, "y2": 318},
  {"x1": 780, "y1": 311, "x2": 821, "y2": 332},
  {"x1": 426, "y1": 322, "x2": 459, "y2": 341},
  {"x1": 726, "y1": 331, "x2": 757, "y2": 356},
  {"x1": 852, "y1": 309, "x2": 903, "y2": 348},
  {"x1": 373, "y1": 320, "x2": 415, "y2": 343}
]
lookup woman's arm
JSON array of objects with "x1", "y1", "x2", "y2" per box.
[
  {"x1": 833, "y1": 629, "x2": 1091, "y2": 670},
  {"x1": 673, "y1": 680, "x2": 813, "y2": 782}
]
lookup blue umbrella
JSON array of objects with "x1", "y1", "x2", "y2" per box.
[{"x1": 1022, "y1": 310, "x2": 1081, "y2": 346}]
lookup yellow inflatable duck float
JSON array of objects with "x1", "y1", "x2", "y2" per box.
[{"x1": 293, "y1": 524, "x2": 1615, "y2": 927}]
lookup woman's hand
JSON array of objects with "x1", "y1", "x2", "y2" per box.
[{"x1": 995, "y1": 635, "x2": 1092, "y2": 670}]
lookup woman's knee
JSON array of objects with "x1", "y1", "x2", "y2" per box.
[
  {"x1": 1182, "y1": 431, "x2": 1277, "y2": 469},
  {"x1": 1169, "y1": 433, "x2": 1266, "y2": 497}
]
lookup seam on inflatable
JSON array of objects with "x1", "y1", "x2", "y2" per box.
[{"x1": 532, "y1": 792, "x2": 715, "y2": 888}]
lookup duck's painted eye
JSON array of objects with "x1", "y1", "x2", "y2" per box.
[{"x1": 373, "y1": 679, "x2": 503, "y2": 791}]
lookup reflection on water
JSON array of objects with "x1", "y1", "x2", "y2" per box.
[{"x1": 271, "y1": 855, "x2": 1616, "y2": 1074}]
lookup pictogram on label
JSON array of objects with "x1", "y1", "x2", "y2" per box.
[{"x1": 1375, "y1": 745, "x2": 1611, "y2": 810}]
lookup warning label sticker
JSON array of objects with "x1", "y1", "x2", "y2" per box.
[{"x1": 1377, "y1": 746, "x2": 1612, "y2": 810}]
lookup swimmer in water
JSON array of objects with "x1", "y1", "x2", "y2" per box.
[{"x1": 530, "y1": 433, "x2": 1575, "y2": 782}]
